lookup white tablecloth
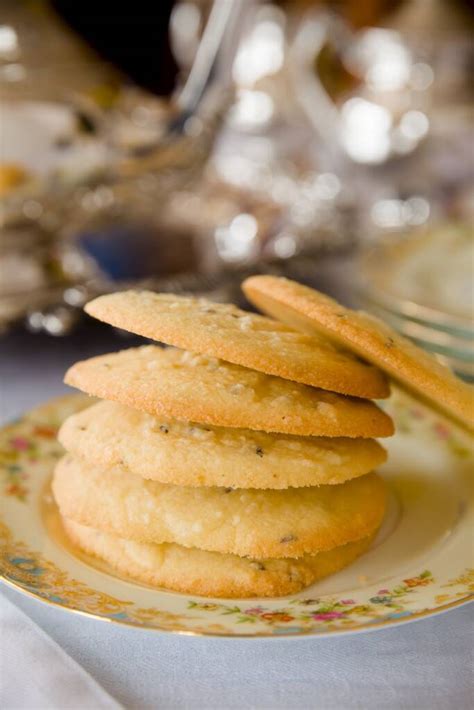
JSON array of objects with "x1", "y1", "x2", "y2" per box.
[{"x1": 1, "y1": 329, "x2": 473, "y2": 710}]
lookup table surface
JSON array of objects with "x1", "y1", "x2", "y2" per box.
[{"x1": 1, "y1": 326, "x2": 473, "y2": 710}]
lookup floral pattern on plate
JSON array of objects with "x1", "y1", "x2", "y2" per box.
[{"x1": 0, "y1": 393, "x2": 473, "y2": 637}]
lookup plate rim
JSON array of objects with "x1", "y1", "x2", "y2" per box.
[
  {"x1": 1, "y1": 394, "x2": 473, "y2": 639},
  {"x1": 1, "y1": 573, "x2": 473, "y2": 640}
]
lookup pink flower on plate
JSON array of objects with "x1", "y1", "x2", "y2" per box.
[
  {"x1": 10, "y1": 437, "x2": 30, "y2": 451},
  {"x1": 312, "y1": 611, "x2": 346, "y2": 621},
  {"x1": 244, "y1": 607, "x2": 266, "y2": 616},
  {"x1": 340, "y1": 599, "x2": 356, "y2": 605}
]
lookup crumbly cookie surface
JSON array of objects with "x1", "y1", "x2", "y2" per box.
[
  {"x1": 85, "y1": 291, "x2": 389, "y2": 399},
  {"x1": 53, "y1": 455, "x2": 386, "y2": 559},
  {"x1": 64, "y1": 346, "x2": 394, "y2": 438},
  {"x1": 59, "y1": 401, "x2": 387, "y2": 489},
  {"x1": 63, "y1": 517, "x2": 375, "y2": 598}
]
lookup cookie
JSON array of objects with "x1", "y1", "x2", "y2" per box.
[
  {"x1": 243, "y1": 276, "x2": 474, "y2": 431},
  {"x1": 64, "y1": 346, "x2": 394, "y2": 438},
  {"x1": 59, "y1": 401, "x2": 387, "y2": 489},
  {"x1": 85, "y1": 291, "x2": 389, "y2": 399},
  {"x1": 53, "y1": 455, "x2": 386, "y2": 559},
  {"x1": 63, "y1": 517, "x2": 375, "y2": 598}
]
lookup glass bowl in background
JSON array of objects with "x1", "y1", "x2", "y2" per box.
[{"x1": 357, "y1": 223, "x2": 474, "y2": 381}]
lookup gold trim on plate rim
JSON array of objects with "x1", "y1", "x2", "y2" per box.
[{"x1": 1, "y1": 394, "x2": 473, "y2": 638}]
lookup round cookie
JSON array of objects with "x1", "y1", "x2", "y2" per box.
[
  {"x1": 64, "y1": 346, "x2": 394, "y2": 438},
  {"x1": 59, "y1": 401, "x2": 387, "y2": 489},
  {"x1": 63, "y1": 518, "x2": 375, "y2": 598},
  {"x1": 84, "y1": 291, "x2": 389, "y2": 399},
  {"x1": 53, "y1": 455, "x2": 386, "y2": 559},
  {"x1": 243, "y1": 275, "x2": 474, "y2": 431}
]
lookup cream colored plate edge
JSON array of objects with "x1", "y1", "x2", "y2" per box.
[{"x1": 0, "y1": 394, "x2": 472, "y2": 638}]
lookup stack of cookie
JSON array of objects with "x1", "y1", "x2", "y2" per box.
[{"x1": 53, "y1": 289, "x2": 394, "y2": 598}]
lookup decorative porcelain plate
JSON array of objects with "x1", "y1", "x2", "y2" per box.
[{"x1": 0, "y1": 394, "x2": 472, "y2": 638}]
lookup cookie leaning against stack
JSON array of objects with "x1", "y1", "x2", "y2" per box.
[
  {"x1": 53, "y1": 290, "x2": 393, "y2": 598},
  {"x1": 243, "y1": 275, "x2": 474, "y2": 431}
]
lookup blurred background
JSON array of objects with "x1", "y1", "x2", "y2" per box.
[{"x1": 0, "y1": 0, "x2": 473, "y2": 416}]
